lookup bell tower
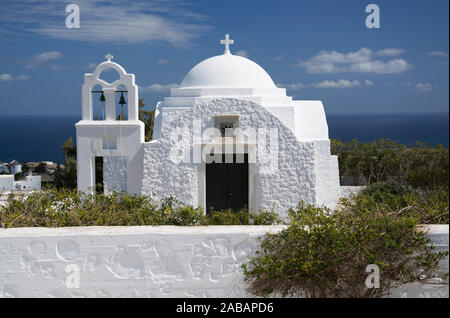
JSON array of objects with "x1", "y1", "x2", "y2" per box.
[{"x1": 75, "y1": 54, "x2": 144, "y2": 194}]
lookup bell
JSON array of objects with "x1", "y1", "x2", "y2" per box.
[
  {"x1": 99, "y1": 91, "x2": 105, "y2": 102},
  {"x1": 119, "y1": 92, "x2": 126, "y2": 106}
]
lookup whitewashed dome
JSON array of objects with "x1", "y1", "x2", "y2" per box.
[
  {"x1": 164, "y1": 34, "x2": 291, "y2": 107},
  {"x1": 180, "y1": 54, "x2": 277, "y2": 89}
]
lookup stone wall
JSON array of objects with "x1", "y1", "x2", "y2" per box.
[{"x1": 0, "y1": 225, "x2": 447, "y2": 298}]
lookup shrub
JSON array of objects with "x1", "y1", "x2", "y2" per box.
[
  {"x1": 210, "y1": 208, "x2": 249, "y2": 225},
  {"x1": 253, "y1": 211, "x2": 282, "y2": 225},
  {"x1": 346, "y1": 182, "x2": 449, "y2": 224},
  {"x1": 242, "y1": 201, "x2": 448, "y2": 298},
  {"x1": 331, "y1": 138, "x2": 449, "y2": 188},
  {"x1": 0, "y1": 189, "x2": 281, "y2": 227}
]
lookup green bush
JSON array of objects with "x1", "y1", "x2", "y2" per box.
[
  {"x1": 210, "y1": 208, "x2": 249, "y2": 225},
  {"x1": 0, "y1": 188, "x2": 282, "y2": 228},
  {"x1": 344, "y1": 182, "x2": 449, "y2": 224},
  {"x1": 242, "y1": 201, "x2": 448, "y2": 298},
  {"x1": 331, "y1": 138, "x2": 449, "y2": 188},
  {"x1": 253, "y1": 211, "x2": 283, "y2": 225}
]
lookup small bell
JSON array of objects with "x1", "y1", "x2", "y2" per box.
[
  {"x1": 119, "y1": 92, "x2": 126, "y2": 106},
  {"x1": 99, "y1": 91, "x2": 105, "y2": 103}
]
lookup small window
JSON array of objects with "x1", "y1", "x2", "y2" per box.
[
  {"x1": 214, "y1": 114, "x2": 239, "y2": 140},
  {"x1": 220, "y1": 122, "x2": 234, "y2": 137}
]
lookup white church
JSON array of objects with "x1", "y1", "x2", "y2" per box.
[{"x1": 76, "y1": 35, "x2": 340, "y2": 218}]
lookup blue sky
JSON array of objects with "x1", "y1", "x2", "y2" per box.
[{"x1": 0, "y1": 0, "x2": 448, "y2": 116}]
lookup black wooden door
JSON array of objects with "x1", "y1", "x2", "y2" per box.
[{"x1": 206, "y1": 154, "x2": 248, "y2": 213}]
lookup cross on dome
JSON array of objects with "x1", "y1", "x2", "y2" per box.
[
  {"x1": 220, "y1": 34, "x2": 234, "y2": 55},
  {"x1": 105, "y1": 53, "x2": 114, "y2": 62}
]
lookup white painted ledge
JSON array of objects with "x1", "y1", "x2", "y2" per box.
[{"x1": 0, "y1": 225, "x2": 286, "y2": 237}]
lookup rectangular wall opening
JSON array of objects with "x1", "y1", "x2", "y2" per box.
[{"x1": 95, "y1": 156, "x2": 104, "y2": 193}]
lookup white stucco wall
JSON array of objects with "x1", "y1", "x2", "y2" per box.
[
  {"x1": 0, "y1": 175, "x2": 14, "y2": 191},
  {"x1": 76, "y1": 121, "x2": 144, "y2": 194},
  {"x1": 0, "y1": 225, "x2": 447, "y2": 298},
  {"x1": 141, "y1": 98, "x2": 339, "y2": 219},
  {"x1": 292, "y1": 101, "x2": 329, "y2": 141},
  {"x1": 0, "y1": 226, "x2": 281, "y2": 298},
  {"x1": 314, "y1": 141, "x2": 341, "y2": 208}
]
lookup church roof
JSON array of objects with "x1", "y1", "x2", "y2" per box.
[
  {"x1": 180, "y1": 53, "x2": 277, "y2": 89},
  {"x1": 164, "y1": 34, "x2": 291, "y2": 108}
]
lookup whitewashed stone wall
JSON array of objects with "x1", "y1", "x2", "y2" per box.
[
  {"x1": 0, "y1": 225, "x2": 447, "y2": 298},
  {"x1": 0, "y1": 226, "x2": 281, "y2": 298},
  {"x1": 142, "y1": 98, "x2": 339, "y2": 219}
]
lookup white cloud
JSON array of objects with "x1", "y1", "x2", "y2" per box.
[
  {"x1": 415, "y1": 83, "x2": 433, "y2": 92},
  {"x1": 158, "y1": 59, "x2": 168, "y2": 65},
  {"x1": 279, "y1": 83, "x2": 306, "y2": 90},
  {"x1": 2, "y1": 0, "x2": 210, "y2": 47},
  {"x1": 349, "y1": 59, "x2": 411, "y2": 74},
  {"x1": 26, "y1": 51, "x2": 63, "y2": 69},
  {"x1": 235, "y1": 50, "x2": 249, "y2": 58},
  {"x1": 0, "y1": 74, "x2": 14, "y2": 81},
  {"x1": 140, "y1": 83, "x2": 179, "y2": 92},
  {"x1": 85, "y1": 63, "x2": 98, "y2": 70},
  {"x1": 375, "y1": 48, "x2": 405, "y2": 57},
  {"x1": 313, "y1": 80, "x2": 361, "y2": 88},
  {"x1": 273, "y1": 56, "x2": 283, "y2": 61},
  {"x1": 428, "y1": 51, "x2": 449, "y2": 58},
  {"x1": 279, "y1": 79, "x2": 361, "y2": 90},
  {"x1": 0, "y1": 73, "x2": 30, "y2": 81},
  {"x1": 297, "y1": 48, "x2": 411, "y2": 74},
  {"x1": 365, "y1": 80, "x2": 374, "y2": 86},
  {"x1": 16, "y1": 75, "x2": 30, "y2": 80}
]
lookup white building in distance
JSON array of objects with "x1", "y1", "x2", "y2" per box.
[
  {"x1": 76, "y1": 35, "x2": 340, "y2": 219},
  {"x1": 9, "y1": 160, "x2": 22, "y2": 175},
  {"x1": 0, "y1": 175, "x2": 41, "y2": 192},
  {"x1": 0, "y1": 164, "x2": 9, "y2": 174}
]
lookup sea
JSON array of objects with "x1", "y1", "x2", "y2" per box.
[{"x1": 0, "y1": 113, "x2": 448, "y2": 163}]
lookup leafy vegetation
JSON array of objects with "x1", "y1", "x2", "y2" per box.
[
  {"x1": 242, "y1": 200, "x2": 448, "y2": 298},
  {"x1": 53, "y1": 137, "x2": 77, "y2": 189},
  {"x1": 34, "y1": 162, "x2": 48, "y2": 174},
  {"x1": 0, "y1": 188, "x2": 281, "y2": 228},
  {"x1": 331, "y1": 138, "x2": 449, "y2": 188},
  {"x1": 1, "y1": 180, "x2": 446, "y2": 225},
  {"x1": 344, "y1": 182, "x2": 449, "y2": 224},
  {"x1": 139, "y1": 98, "x2": 156, "y2": 142}
]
